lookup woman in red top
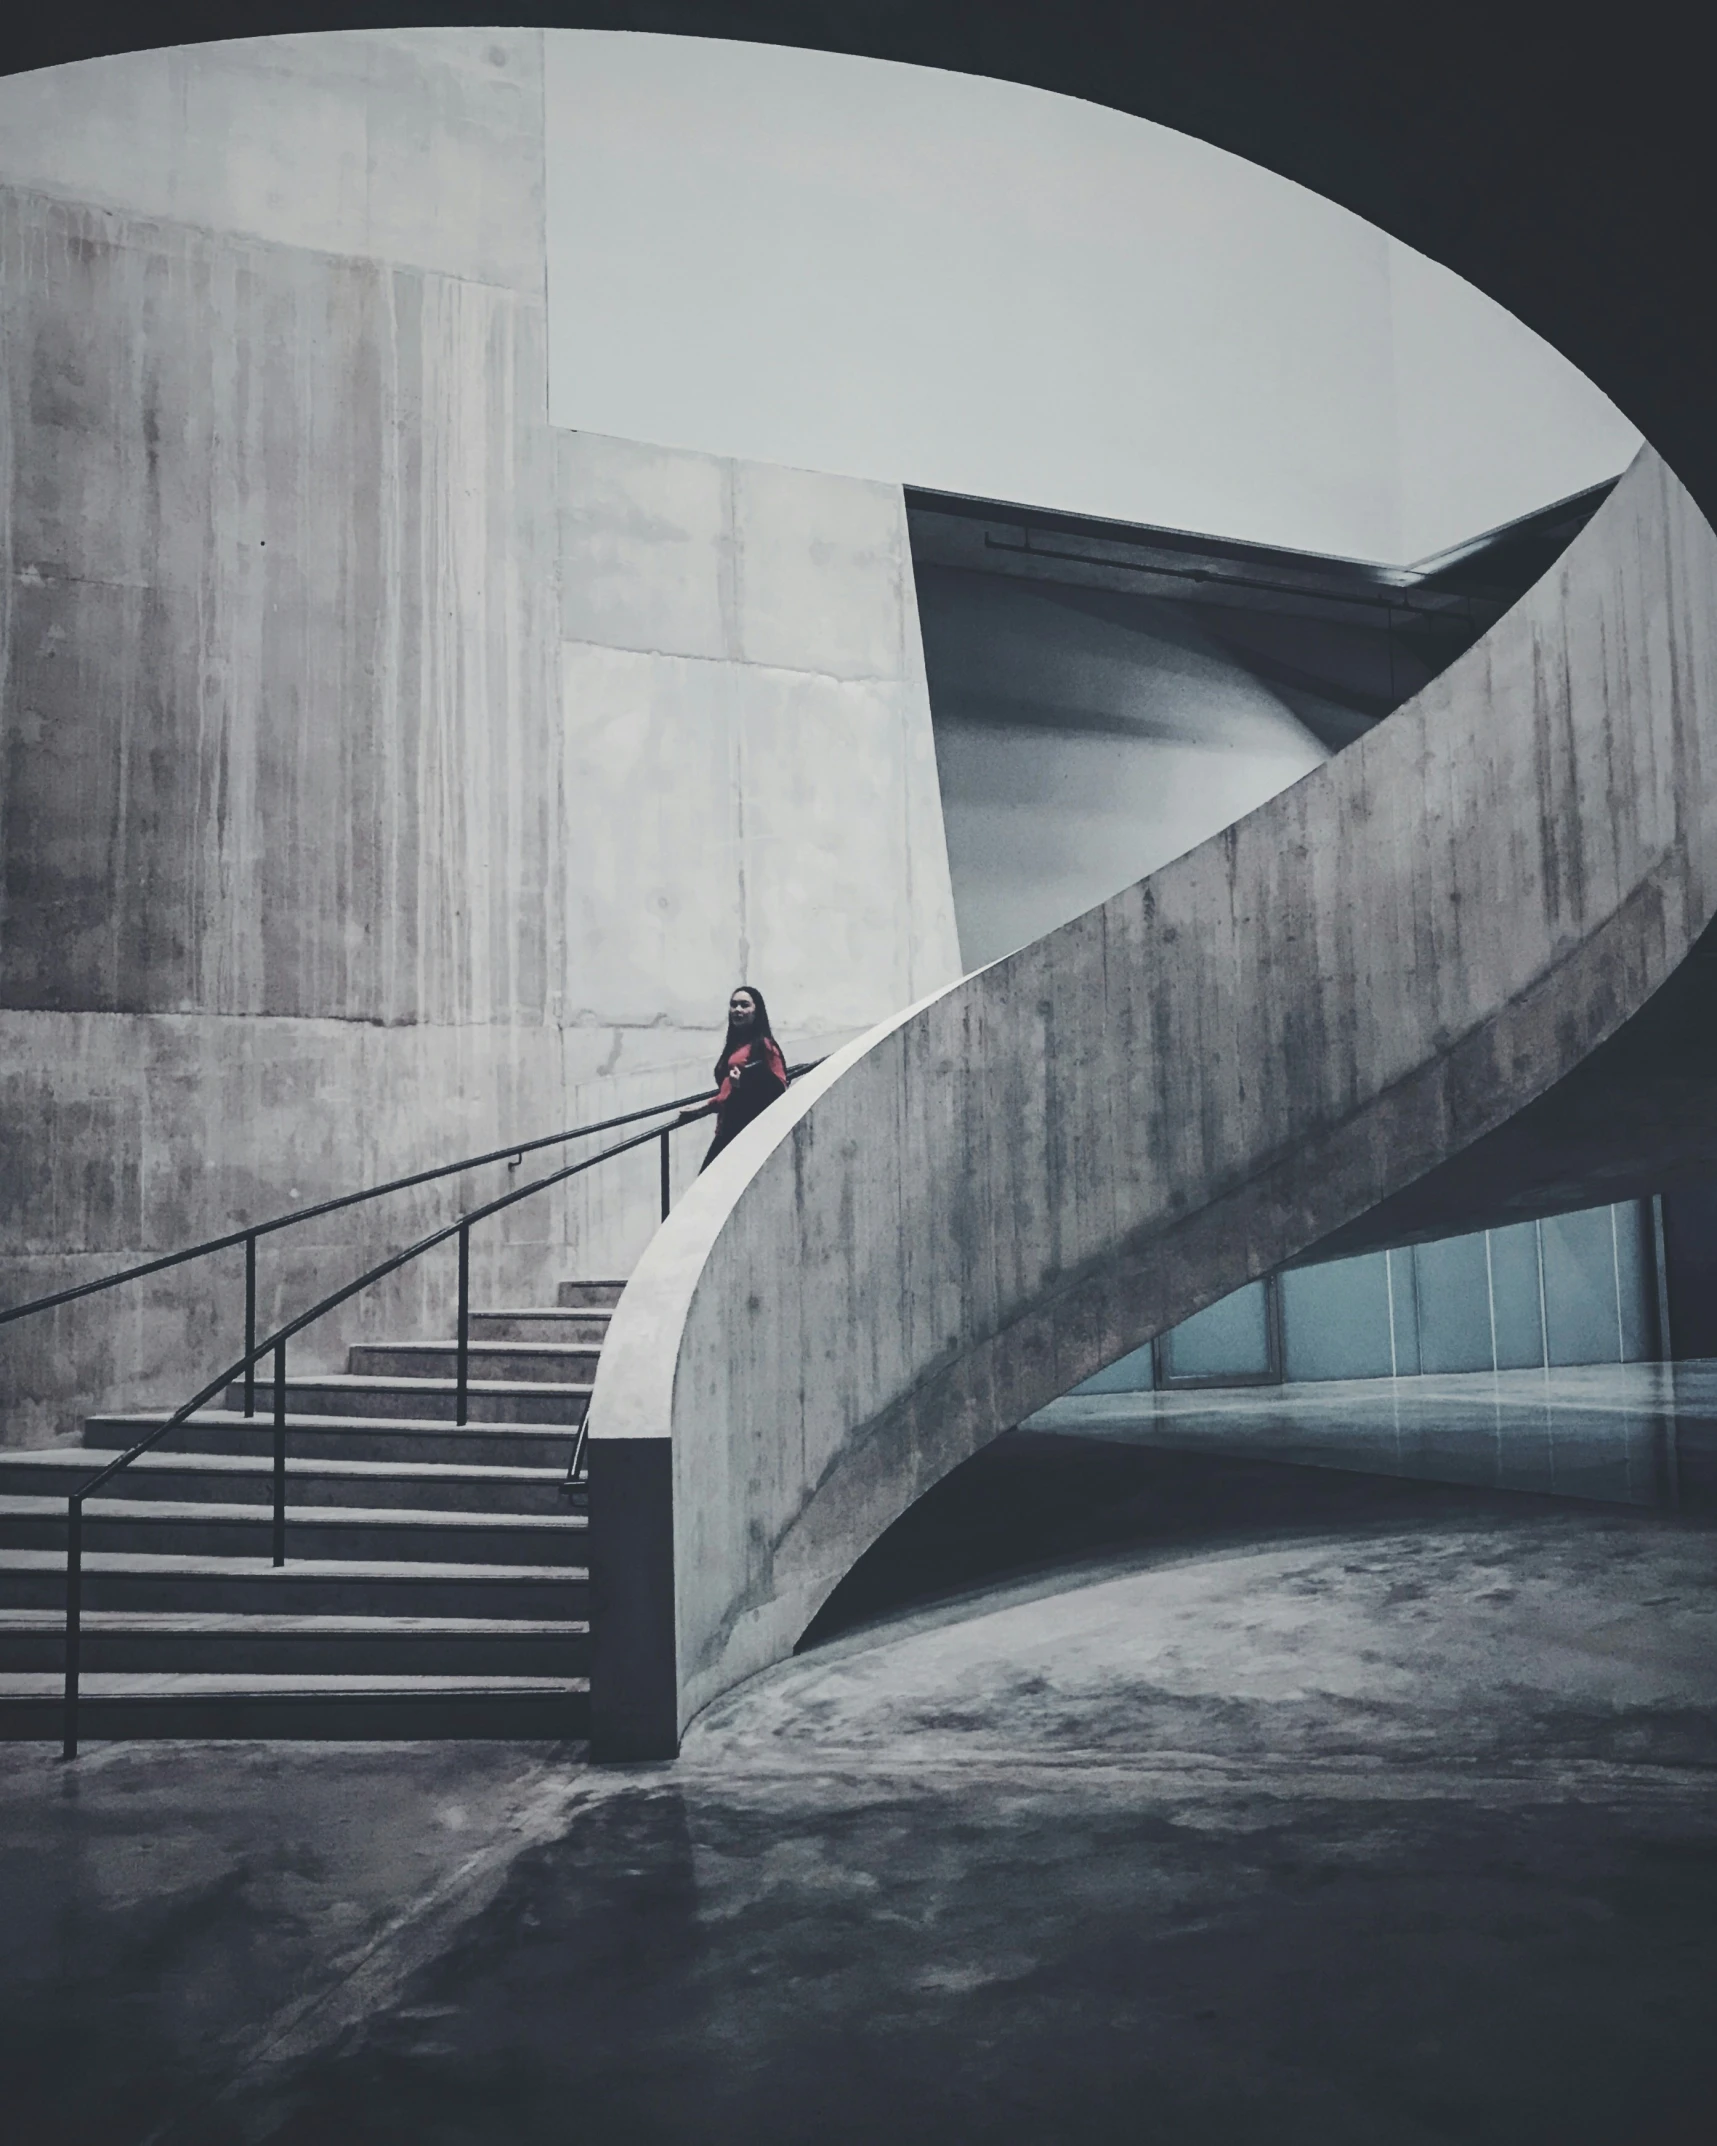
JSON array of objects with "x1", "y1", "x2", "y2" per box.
[{"x1": 692, "y1": 985, "x2": 790, "y2": 1171}]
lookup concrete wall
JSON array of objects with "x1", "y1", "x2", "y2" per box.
[
  {"x1": 551, "y1": 429, "x2": 960, "y2": 1272},
  {"x1": 0, "y1": 34, "x2": 959, "y2": 1445},
  {"x1": 0, "y1": 32, "x2": 560, "y2": 1445},
  {"x1": 586, "y1": 447, "x2": 1717, "y2": 1754}
]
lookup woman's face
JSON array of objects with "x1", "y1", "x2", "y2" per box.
[{"x1": 729, "y1": 989, "x2": 757, "y2": 1029}]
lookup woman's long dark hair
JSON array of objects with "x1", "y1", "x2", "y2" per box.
[{"x1": 715, "y1": 984, "x2": 778, "y2": 1081}]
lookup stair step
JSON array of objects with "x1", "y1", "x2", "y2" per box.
[
  {"x1": 85, "y1": 1411, "x2": 579, "y2": 1469},
  {"x1": 0, "y1": 1495, "x2": 587, "y2": 1566},
  {"x1": 557, "y1": 1280, "x2": 626, "y2": 1309},
  {"x1": 0, "y1": 1673, "x2": 589, "y2": 1741},
  {"x1": 470, "y1": 1308, "x2": 611, "y2": 1344},
  {"x1": 0, "y1": 1549, "x2": 583, "y2": 1619},
  {"x1": 0, "y1": 1446, "x2": 569, "y2": 1513},
  {"x1": 347, "y1": 1342, "x2": 602, "y2": 1385},
  {"x1": 216, "y1": 1375, "x2": 589, "y2": 1425},
  {"x1": 23, "y1": 1282, "x2": 619, "y2": 1730},
  {"x1": 0, "y1": 1610, "x2": 588, "y2": 1675}
]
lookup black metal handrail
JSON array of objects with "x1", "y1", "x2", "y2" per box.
[{"x1": 55, "y1": 1057, "x2": 824, "y2": 1757}]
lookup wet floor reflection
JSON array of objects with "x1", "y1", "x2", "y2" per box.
[{"x1": 1027, "y1": 1360, "x2": 1717, "y2": 1508}]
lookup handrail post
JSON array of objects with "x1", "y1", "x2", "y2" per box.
[
  {"x1": 61, "y1": 1496, "x2": 82, "y2": 1762},
  {"x1": 271, "y1": 1340, "x2": 287, "y2": 1568},
  {"x1": 243, "y1": 1231, "x2": 257, "y2": 1417},
  {"x1": 660, "y1": 1128, "x2": 671, "y2": 1222},
  {"x1": 455, "y1": 1222, "x2": 470, "y2": 1427}
]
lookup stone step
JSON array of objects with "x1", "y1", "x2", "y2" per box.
[
  {"x1": 0, "y1": 1610, "x2": 588, "y2": 1677},
  {"x1": 215, "y1": 1374, "x2": 589, "y2": 1425},
  {"x1": 347, "y1": 1341, "x2": 603, "y2": 1385},
  {"x1": 0, "y1": 1495, "x2": 587, "y2": 1567},
  {"x1": 0, "y1": 1673, "x2": 589, "y2": 1742},
  {"x1": 0, "y1": 1445, "x2": 567, "y2": 1514},
  {"x1": 557, "y1": 1280, "x2": 626, "y2": 1309},
  {"x1": 85, "y1": 1410, "x2": 578, "y2": 1470},
  {"x1": 469, "y1": 1308, "x2": 611, "y2": 1344},
  {"x1": 0, "y1": 1549, "x2": 583, "y2": 1620}
]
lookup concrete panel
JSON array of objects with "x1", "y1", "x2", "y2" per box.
[
  {"x1": 554, "y1": 428, "x2": 962, "y2": 1044},
  {"x1": 556, "y1": 432, "x2": 932, "y2": 687},
  {"x1": 736, "y1": 669, "x2": 963, "y2": 1028},
  {"x1": 560, "y1": 643, "x2": 749, "y2": 1028},
  {"x1": 0, "y1": 1077, "x2": 142, "y2": 1259},
  {"x1": 589, "y1": 448, "x2": 1717, "y2": 1750},
  {"x1": 0, "y1": 184, "x2": 557, "y2": 1025},
  {"x1": 557, "y1": 432, "x2": 733, "y2": 660},
  {"x1": 734, "y1": 461, "x2": 917, "y2": 682},
  {"x1": 560, "y1": 644, "x2": 958, "y2": 1038},
  {"x1": 0, "y1": 32, "x2": 545, "y2": 293}
]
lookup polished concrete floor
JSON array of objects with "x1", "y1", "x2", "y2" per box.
[
  {"x1": 4, "y1": 1367, "x2": 1717, "y2": 2144},
  {"x1": 1027, "y1": 1359, "x2": 1717, "y2": 1508}
]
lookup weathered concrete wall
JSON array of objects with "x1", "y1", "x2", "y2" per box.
[
  {"x1": 0, "y1": 31, "x2": 547, "y2": 288},
  {"x1": 0, "y1": 34, "x2": 960, "y2": 1444},
  {"x1": 587, "y1": 446, "x2": 1717, "y2": 1754},
  {"x1": 0, "y1": 31, "x2": 560, "y2": 1444},
  {"x1": 554, "y1": 429, "x2": 961, "y2": 1277}
]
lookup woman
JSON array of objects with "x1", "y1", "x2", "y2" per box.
[{"x1": 689, "y1": 985, "x2": 790, "y2": 1171}]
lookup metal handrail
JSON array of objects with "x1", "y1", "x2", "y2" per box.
[
  {"x1": 0, "y1": 1081, "x2": 728, "y2": 1410},
  {"x1": 56, "y1": 1056, "x2": 824, "y2": 1757}
]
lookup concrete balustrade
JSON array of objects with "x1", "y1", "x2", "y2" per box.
[{"x1": 588, "y1": 447, "x2": 1717, "y2": 1756}]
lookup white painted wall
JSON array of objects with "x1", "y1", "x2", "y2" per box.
[{"x1": 544, "y1": 31, "x2": 1640, "y2": 565}]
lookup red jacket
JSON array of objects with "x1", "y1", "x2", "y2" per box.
[{"x1": 714, "y1": 1037, "x2": 788, "y2": 1112}]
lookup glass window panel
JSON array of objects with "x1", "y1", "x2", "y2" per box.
[
  {"x1": 1542, "y1": 1206, "x2": 1622, "y2": 1365},
  {"x1": 1160, "y1": 1280, "x2": 1271, "y2": 1382},
  {"x1": 1614, "y1": 1202, "x2": 1655, "y2": 1362},
  {"x1": 1413, "y1": 1230, "x2": 1494, "y2": 1373},
  {"x1": 1386, "y1": 1245, "x2": 1421, "y2": 1375},
  {"x1": 1280, "y1": 1252, "x2": 1394, "y2": 1381},
  {"x1": 1488, "y1": 1220, "x2": 1546, "y2": 1369}
]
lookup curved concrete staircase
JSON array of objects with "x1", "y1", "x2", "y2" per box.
[
  {"x1": 9, "y1": 449, "x2": 1716, "y2": 1758},
  {"x1": 587, "y1": 446, "x2": 1717, "y2": 1757},
  {"x1": 0, "y1": 1283, "x2": 615, "y2": 1738}
]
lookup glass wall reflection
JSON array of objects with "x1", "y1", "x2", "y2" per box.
[{"x1": 1073, "y1": 1199, "x2": 1656, "y2": 1396}]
